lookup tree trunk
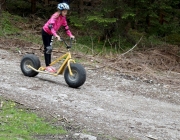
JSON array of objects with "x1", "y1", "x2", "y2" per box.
[
  {"x1": 78, "y1": 0, "x2": 83, "y2": 16},
  {"x1": 0, "y1": 0, "x2": 6, "y2": 9},
  {"x1": 0, "y1": 0, "x2": 6, "y2": 15},
  {"x1": 159, "y1": 11, "x2": 165, "y2": 25},
  {"x1": 31, "y1": 0, "x2": 36, "y2": 14},
  {"x1": 44, "y1": 0, "x2": 49, "y2": 5}
]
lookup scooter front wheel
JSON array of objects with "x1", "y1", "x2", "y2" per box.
[
  {"x1": 64, "y1": 63, "x2": 86, "y2": 88},
  {"x1": 20, "y1": 54, "x2": 41, "y2": 77}
]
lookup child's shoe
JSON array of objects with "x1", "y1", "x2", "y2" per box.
[{"x1": 45, "y1": 66, "x2": 56, "y2": 73}]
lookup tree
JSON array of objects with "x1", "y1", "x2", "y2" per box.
[
  {"x1": 3, "y1": 0, "x2": 180, "y2": 47},
  {"x1": 0, "y1": 0, "x2": 6, "y2": 15},
  {"x1": 31, "y1": 0, "x2": 36, "y2": 14}
]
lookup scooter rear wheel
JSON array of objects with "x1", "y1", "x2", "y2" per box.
[
  {"x1": 64, "y1": 63, "x2": 86, "y2": 88},
  {"x1": 20, "y1": 54, "x2": 41, "y2": 77}
]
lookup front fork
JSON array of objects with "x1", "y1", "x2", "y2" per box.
[{"x1": 67, "y1": 59, "x2": 75, "y2": 76}]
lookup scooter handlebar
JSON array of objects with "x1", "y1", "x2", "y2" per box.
[{"x1": 59, "y1": 38, "x2": 72, "y2": 49}]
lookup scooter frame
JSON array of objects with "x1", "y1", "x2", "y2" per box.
[{"x1": 27, "y1": 39, "x2": 75, "y2": 76}]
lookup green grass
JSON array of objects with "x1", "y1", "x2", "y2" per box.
[
  {"x1": 0, "y1": 11, "x2": 22, "y2": 36},
  {"x1": 0, "y1": 97, "x2": 67, "y2": 140}
]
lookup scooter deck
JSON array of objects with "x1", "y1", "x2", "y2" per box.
[{"x1": 27, "y1": 65, "x2": 59, "y2": 76}]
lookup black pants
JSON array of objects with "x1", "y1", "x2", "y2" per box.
[{"x1": 42, "y1": 29, "x2": 53, "y2": 66}]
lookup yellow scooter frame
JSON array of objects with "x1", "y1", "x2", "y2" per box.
[
  {"x1": 20, "y1": 38, "x2": 86, "y2": 88},
  {"x1": 27, "y1": 51, "x2": 75, "y2": 76}
]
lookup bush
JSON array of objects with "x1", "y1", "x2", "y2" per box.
[{"x1": 165, "y1": 34, "x2": 180, "y2": 45}]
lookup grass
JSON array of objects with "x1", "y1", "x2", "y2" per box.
[
  {"x1": 0, "y1": 11, "x2": 42, "y2": 44},
  {"x1": 0, "y1": 97, "x2": 67, "y2": 140},
  {"x1": 0, "y1": 97, "x2": 122, "y2": 140}
]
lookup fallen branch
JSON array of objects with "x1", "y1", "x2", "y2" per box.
[
  {"x1": 152, "y1": 51, "x2": 176, "y2": 62},
  {"x1": 120, "y1": 36, "x2": 143, "y2": 56},
  {"x1": 146, "y1": 135, "x2": 158, "y2": 140}
]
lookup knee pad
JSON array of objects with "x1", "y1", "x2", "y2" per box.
[{"x1": 46, "y1": 46, "x2": 52, "y2": 54}]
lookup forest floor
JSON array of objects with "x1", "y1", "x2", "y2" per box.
[{"x1": 0, "y1": 37, "x2": 180, "y2": 140}]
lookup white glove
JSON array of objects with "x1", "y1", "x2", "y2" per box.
[{"x1": 70, "y1": 35, "x2": 75, "y2": 40}]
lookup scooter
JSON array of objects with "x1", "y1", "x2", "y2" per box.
[{"x1": 20, "y1": 39, "x2": 86, "y2": 88}]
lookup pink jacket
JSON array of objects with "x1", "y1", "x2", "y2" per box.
[{"x1": 43, "y1": 12, "x2": 73, "y2": 37}]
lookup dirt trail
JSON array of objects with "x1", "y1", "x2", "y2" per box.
[{"x1": 0, "y1": 48, "x2": 180, "y2": 140}]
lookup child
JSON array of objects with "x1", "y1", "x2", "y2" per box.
[{"x1": 42, "y1": 3, "x2": 75, "y2": 72}]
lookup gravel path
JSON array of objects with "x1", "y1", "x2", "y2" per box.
[{"x1": 0, "y1": 49, "x2": 180, "y2": 140}]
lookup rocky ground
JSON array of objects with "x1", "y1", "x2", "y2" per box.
[{"x1": 0, "y1": 38, "x2": 180, "y2": 140}]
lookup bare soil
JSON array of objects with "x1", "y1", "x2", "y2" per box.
[{"x1": 0, "y1": 37, "x2": 180, "y2": 140}]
